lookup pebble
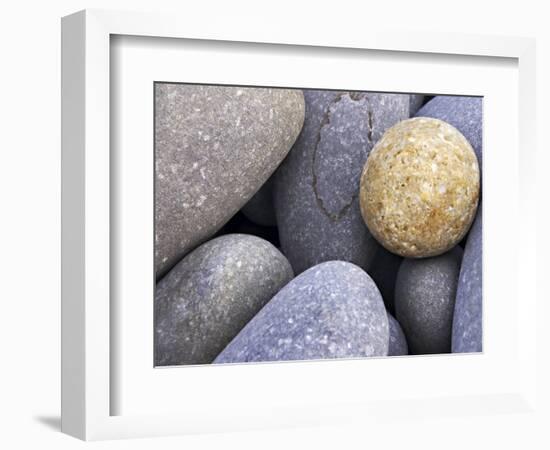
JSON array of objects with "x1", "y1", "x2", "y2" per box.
[
  {"x1": 155, "y1": 84, "x2": 304, "y2": 278},
  {"x1": 452, "y1": 207, "x2": 482, "y2": 352},
  {"x1": 155, "y1": 234, "x2": 294, "y2": 366},
  {"x1": 395, "y1": 247, "x2": 463, "y2": 354},
  {"x1": 214, "y1": 261, "x2": 389, "y2": 363},
  {"x1": 360, "y1": 117, "x2": 480, "y2": 258}
]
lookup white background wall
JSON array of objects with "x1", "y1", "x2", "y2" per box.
[{"x1": 0, "y1": 0, "x2": 548, "y2": 448}]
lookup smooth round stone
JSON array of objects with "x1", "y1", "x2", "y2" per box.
[
  {"x1": 155, "y1": 234, "x2": 294, "y2": 366},
  {"x1": 452, "y1": 207, "x2": 482, "y2": 352},
  {"x1": 214, "y1": 261, "x2": 389, "y2": 363},
  {"x1": 367, "y1": 243, "x2": 403, "y2": 315},
  {"x1": 274, "y1": 90, "x2": 414, "y2": 274},
  {"x1": 416, "y1": 95, "x2": 482, "y2": 168},
  {"x1": 387, "y1": 313, "x2": 408, "y2": 356},
  {"x1": 155, "y1": 84, "x2": 305, "y2": 278},
  {"x1": 395, "y1": 247, "x2": 463, "y2": 354},
  {"x1": 360, "y1": 118, "x2": 480, "y2": 258},
  {"x1": 241, "y1": 177, "x2": 277, "y2": 227}
]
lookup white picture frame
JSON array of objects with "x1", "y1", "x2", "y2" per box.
[{"x1": 61, "y1": 9, "x2": 538, "y2": 441}]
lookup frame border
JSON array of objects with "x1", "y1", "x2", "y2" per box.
[{"x1": 61, "y1": 9, "x2": 537, "y2": 440}]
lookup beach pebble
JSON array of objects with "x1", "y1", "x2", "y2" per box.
[
  {"x1": 155, "y1": 234, "x2": 294, "y2": 366},
  {"x1": 155, "y1": 84, "x2": 304, "y2": 278},
  {"x1": 452, "y1": 208, "x2": 483, "y2": 352},
  {"x1": 360, "y1": 117, "x2": 480, "y2": 258},
  {"x1": 214, "y1": 261, "x2": 389, "y2": 363},
  {"x1": 274, "y1": 90, "x2": 411, "y2": 274},
  {"x1": 395, "y1": 247, "x2": 463, "y2": 354}
]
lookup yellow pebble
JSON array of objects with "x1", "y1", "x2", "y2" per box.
[{"x1": 359, "y1": 117, "x2": 480, "y2": 258}]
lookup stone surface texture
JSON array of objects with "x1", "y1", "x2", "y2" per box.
[
  {"x1": 241, "y1": 176, "x2": 277, "y2": 226},
  {"x1": 214, "y1": 261, "x2": 389, "y2": 363},
  {"x1": 155, "y1": 234, "x2": 294, "y2": 366},
  {"x1": 155, "y1": 84, "x2": 305, "y2": 278},
  {"x1": 360, "y1": 117, "x2": 480, "y2": 258},
  {"x1": 274, "y1": 90, "x2": 412, "y2": 274},
  {"x1": 452, "y1": 207, "x2": 482, "y2": 352},
  {"x1": 416, "y1": 95, "x2": 483, "y2": 168},
  {"x1": 395, "y1": 247, "x2": 463, "y2": 354},
  {"x1": 388, "y1": 313, "x2": 408, "y2": 356}
]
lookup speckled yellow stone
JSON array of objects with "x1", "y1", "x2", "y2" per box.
[{"x1": 359, "y1": 117, "x2": 480, "y2": 258}]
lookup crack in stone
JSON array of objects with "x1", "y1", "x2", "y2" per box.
[{"x1": 311, "y1": 93, "x2": 373, "y2": 221}]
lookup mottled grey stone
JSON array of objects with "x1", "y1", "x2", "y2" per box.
[
  {"x1": 274, "y1": 91, "x2": 412, "y2": 274},
  {"x1": 452, "y1": 208, "x2": 482, "y2": 352},
  {"x1": 241, "y1": 177, "x2": 277, "y2": 226},
  {"x1": 368, "y1": 243, "x2": 403, "y2": 315},
  {"x1": 214, "y1": 261, "x2": 389, "y2": 363},
  {"x1": 155, "y1": 234, "x2": 294, "y2": 366},
  {"x1": 415, "y1": 95, "x2": 482, "y2": 167},
  {"x1": 155, "y1": 84, "x2": 305, "y2": 278},
  {"x1": 387, "y1": 313, "x2": 408, "y2": 356},
  {"x1": 395, "y1": 247, "x2": 463, "y2": 354},
  {"x1": 409, "y1": 95, "x2": 425, "y2": 116}
]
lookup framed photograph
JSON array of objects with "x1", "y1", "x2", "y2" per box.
[{"x1": 61, "y1": 9, "x2": 537, "y2": 440}]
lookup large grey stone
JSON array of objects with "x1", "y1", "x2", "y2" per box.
[
  {"x1": 155, "y1": 84, "x2": 305, "y2": 278},
  {"x1": 395, "y1": 247, "x2": 463, "y2": 354},
  {"x1": 452, "y1": 208, "x2": 482, "y2": 352},
  {"x1": 388, "y1": 313, "x2": 408, "y2": 356},
  {"x1": 214, "y1": 261, "x2": 389, "y2": 363},
  {"x1": 274, "y1": 91, "x2": 412, "y2": 275},
  {"x1": 415, "y1": 95, "x2": 482, "y2": 168},
  {"x1": 155, "y1": 234, "x2": 294, "y2": 366},
  {"x1": 241, "y1": 177, "x2": 277, "y2": 227}
]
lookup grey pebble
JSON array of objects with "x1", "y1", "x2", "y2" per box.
[
  {"x1": 452, "y1": 207, "x2": 482, "y2": 352},
  {"x1": 214, "y1": 261, "x2": 389, "y2": 363},
  {"x1": 155, "y1": 234, "x2": 294, "y2": 366},
  {"x1": 155, "y1": 84, "x2": 305, "y2": 278},
  {"x1": 388, "y1": 313, "x2": 408, "y2": 356},
  {"x1": 415, "y1": 95, "x2": 483, "y2": 168},
  {"x1": 274, "y1": 91, "x2": 412, "y2": 275},
  {"x1": 395, "y1": 247, "x2": 463, "y2": 354}
]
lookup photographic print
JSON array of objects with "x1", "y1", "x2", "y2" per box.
[{"x1": 153, "y1": 84, "x2": 482, "y2": 366}]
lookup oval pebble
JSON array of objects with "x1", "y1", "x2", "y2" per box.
[
  {"x1": 395, "y1": 247, "x2": 463, "y2": 354},
  {"x1": 155, "y1": 234, "x2": 294, "y2": 366},
  {"x1": 452, "y1": 207, "x2": 482, "y2": 352},
  {"x1": 214, "y1": 261, "x2": 389, "y2": 363},
  {"x1": 360, "y1": 118, "x2": 480, "y2": 258},
  {"x1": 155, "y1": 84, "x2": 304, "y2": 278}
]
